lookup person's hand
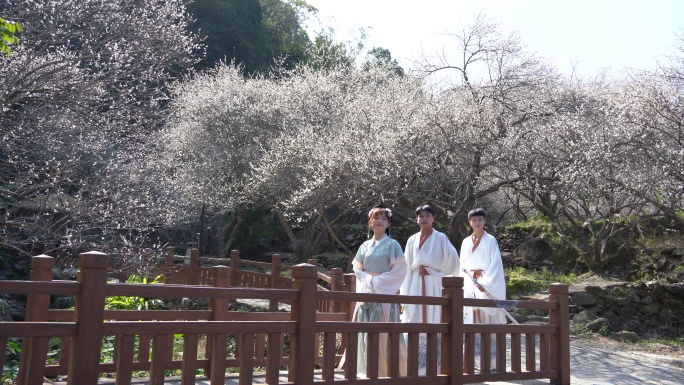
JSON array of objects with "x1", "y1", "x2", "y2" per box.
[{"x1": 477, "y1": 284, "x2": 485, "y2": 292}]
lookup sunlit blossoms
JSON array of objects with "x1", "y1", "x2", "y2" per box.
[{"x1": 0, "y1": 0, "x2": 200, "y2": 257}]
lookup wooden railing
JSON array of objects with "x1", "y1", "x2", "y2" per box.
[
  {"x1": 112, "y1": 248, "x2": 350, "y2": 312},
  {"x1": 1, "y1": 252, "x2": 570, "y2": 385}
]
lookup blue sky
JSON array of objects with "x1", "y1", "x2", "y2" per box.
[{"x1": 304, "y1": 0, "x2": 684, "y2": 76}]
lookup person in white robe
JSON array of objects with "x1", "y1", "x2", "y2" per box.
[
  {"x1": 459, "y1": 208, "x2": 506, "y2": 371},
  {"x1": 341, "y1": 205, "x2": 406, "y2": 378},
  {"x1": 399, "y1": 204, "x2": 460, "y2": 375}
]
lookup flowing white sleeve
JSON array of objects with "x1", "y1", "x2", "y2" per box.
[
  {"x1": 441, "y1": 233, "x2": 461, "y2": 277},
  {"x1": 478, "y1": 236, "x2": 506, "y2": 315},
  {"x1": 399, "y1": 236, "x2": 415, "y2": 296},
  {"x1": 371, "y1": 256, "x2": 407, "y2": 295},
  {"x1": 353, "y1": 243, "x2": 372, "y2": 291}
]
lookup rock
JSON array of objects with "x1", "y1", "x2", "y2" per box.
[
  {"x1": 585, "y1": 317, "x2": 610, "y2": 333},
  {"x1": 660, "y1": 246, "x2": 676, "y2": 255},
  {"x1": 0, "y1": 295, "x2": 26, "y2": 321},
  {"x1": 571, "y1": 292, "x2": 597, "y2": 306},
  {"x1": 53, "y1": 267, "x2": 79, "y2": 280},
  {"x1": 572, "y1": 310, "x2": 595, "y2": 324},
  {"x1": 512, "y1": 238, "x2": 552, "y2": 263},
  {"x1": 655, "y1": 258, "x2": 668, "y2": 270},
  {"x1": 584, "y1": 285, "x2": 604, "y2": 294},
  {"x1": 601, "y1": 310, "x2": 622, "y2": 331},
  {"x1": 642, "y1": 303, "x2": 660, "y2": 314},
  {"x1": 640, "y1": 295, "x2": 654, "y2": 305},
  {"x1": 663, "y1": 283, "x2": 684, "y2": 299},
  {"x1": 612, "y1": 331, "x2": 639, "y2": 343},
  {"x1": 615, "y1": 305, "x2": 635, "y2": 318},
  {"x1": 568, "y1": 305, "x2": 584, "y2": 314},
  {"x1": 613, "y1": 297, "x2": 631, "y2": 307},
  {"x1": 511, "y1": 313, "x2": 530, "y2": 323},
  {"x1": 642, "y1": 247, "x2": 655, "y2": 255}
]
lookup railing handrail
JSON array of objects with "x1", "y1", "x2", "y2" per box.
[{"x1": 3, "y1": 252, "x2": 570, "y2": 385}]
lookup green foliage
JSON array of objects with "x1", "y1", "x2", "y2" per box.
[
  {"x1": 2, "y1": 339, "x2": 21, "y2": 383},
  {"x1": 638, "y1": 336, "x2": 684, "y2": 350},
  {"x1": 0, "y1": 17, "x2": 21, "y2": 56},
  {"x1": 363, "y1": 47, "x2": 404, "y2": 76},
  {"x1": 598, "y1": 323, "x2": 611, "y2": 337},
  {"x1": 676, "y1": 210, "x2": 684, "y2": 221},
  {"x1": 104, "y1": 275, "x2": 166, "y2": 311},
  {"x1": 188, "y1": 0, "x2": 315, "y2": 72},
  {"x1": 0, "y1": 298, "x2": 8, "y2": 314},
  {"x1": 501, "y1": 218, "x2": 579, "y2": 269},
  {"x1": 506, "y1": 267, "x2": 577, "y2": 299},
  {"x1": 209, "y1": 208, "x2": 283, "y2": 257}
]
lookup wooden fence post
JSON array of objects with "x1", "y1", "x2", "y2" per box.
[
  {"x1": 17, "y1": 255, "x2": 54, "y2": 385},
  {"x1": 229, "y1": 250, "x2": 240, "y2": 288},
  {"x1": 549, "y1": 283, "x2": 570, "y2": 385},
  {"x1": 288, "y1": 264, "x2": 317, "y2": 385},
  {"x1": 207, "y1": 265, "x2": 230, "y2": 384},
  {"x1": 165, "y1": 247, "x2": 175, "y2": 267},
  {"x1": 269, "y1": 254, "x2": 282, "y2": 311},
  {"x1": 189, "y1": 248, "x2": 199, "y2": 285},
  {"x1": 343, "y1": 273, "x2": 356, "y2": 321},
  {"x1": 442, "y1": 276, "x2": 464, "y2": 385},
  {"x1": 67, "y1": 251, "x2": 109, "y2": 385},
  {"x1": 330, "y1": 268, "x2": 343, "y2": 313}
]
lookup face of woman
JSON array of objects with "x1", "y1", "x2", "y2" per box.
[
  {"x1": 371, "y1": 212, "x2": 389, "y2": 233},
  {"x1": 416, "y1": 210, "x2": 434, "y2": 230}
]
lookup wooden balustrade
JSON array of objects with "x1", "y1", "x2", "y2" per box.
[{"x1": 1, "y1": 252, "x2": 570, "y2": 385}]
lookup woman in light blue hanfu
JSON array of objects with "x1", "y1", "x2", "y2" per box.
[{"x1": 343, "y1": 205, "x2": 406, "y2": 378}]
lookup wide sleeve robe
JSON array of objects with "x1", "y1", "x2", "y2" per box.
[
  {"x1": 459, "y1": 231, "x2": 506, "y2": 324},
  {"x1": 400, "y1": 230, "x2": 460, "y2": 323},
  {"x1": 345, "y1": 235, "x2": 406, "y2": 377}
]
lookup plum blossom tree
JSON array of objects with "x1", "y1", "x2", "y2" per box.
[
  {"x1": 156, "y1": 43, "x2": 424, "y2": 261},
  {"x1": 153, "y1": 14, "x2": 682, "y2": 271},
  {"x1": 618, "y1": 50, "x2": 684, "y2": 226},
  {"x1": 0, "y1": 0, "x2": 200, "y2": 257},
  {"x1": 409, "y1": 14, "x2": 561, "y2": 234}
]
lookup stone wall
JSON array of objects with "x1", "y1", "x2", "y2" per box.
[{"x1": 569, "y1": 280, "x2": 684, "y2": 339}]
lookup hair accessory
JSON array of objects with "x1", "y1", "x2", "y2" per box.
[{"x1": 368, "y1": 208, "x2": 393, "y2": 218}]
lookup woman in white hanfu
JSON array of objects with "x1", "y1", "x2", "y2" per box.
[
  {"x1": 345, "y1": 205, "x2": 406, "y2": 378},
  {"x1": 459, "y1": 208, "x2": 506, "y2": 371},
  {"x1": 399, "y1": 204, "x2": 460, "y2": 375}
]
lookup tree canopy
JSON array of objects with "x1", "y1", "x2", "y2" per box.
[
  {"x1": 148, "y1": 16, "x2": 683, "y2": 269},
  {"x1": 188, "y1": 0, "x2": 316, "y2": 72},
  {"x1": 0, "y1": 0, "x2": 200, "y2": 257},
  {"x1": 1, "y1": 4, "x2": 681, "y2": 275}
]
